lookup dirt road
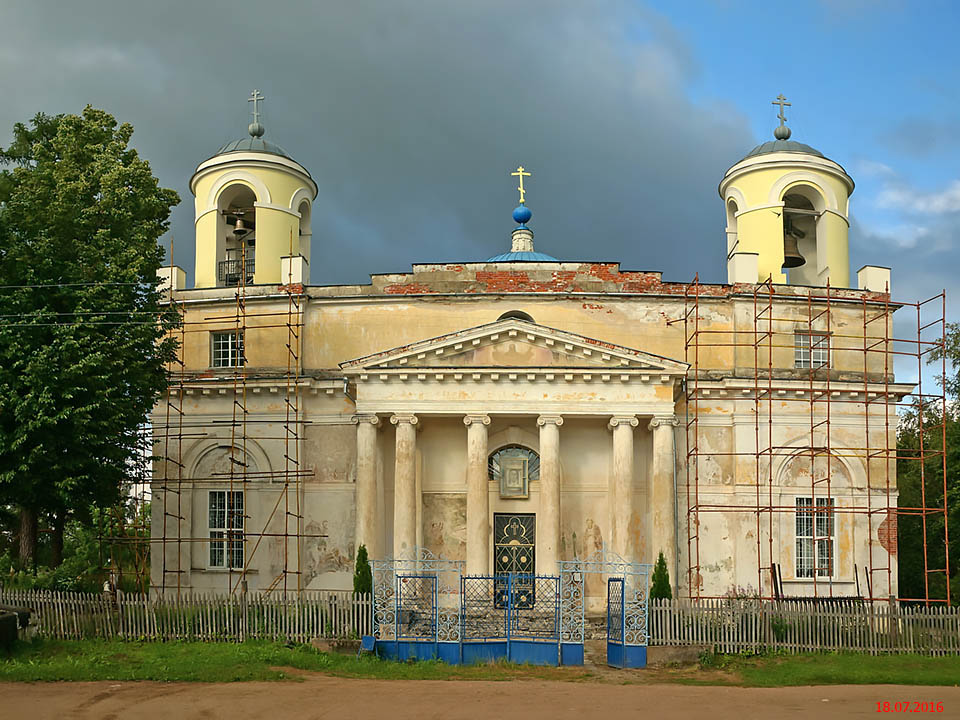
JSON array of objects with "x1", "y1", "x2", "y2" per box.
[{"x1": 4, "y1": 676, "x2": 958, "y2": 720}]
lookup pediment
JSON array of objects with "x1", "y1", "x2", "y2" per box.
[{"x1": 340, "y1": 319, "x2": 688, "y2": 374}]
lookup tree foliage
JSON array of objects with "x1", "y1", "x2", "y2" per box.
[
  {"x1": 650, "y1": 550, "x2": 672, "y2": 600},
  {"x1": 0, "y1": 107, "x2": 179, "y2": 567},
  {"x1": 897, "y1": 322, "x2": 960, "y2": 604}
]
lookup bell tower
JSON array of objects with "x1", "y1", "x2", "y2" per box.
[
  {"x1": 719, "y1": 95, "x2": 854, "y2": 288},
  {"x1": 189, "y1": 90, "x2": 317, "y2": 288}
]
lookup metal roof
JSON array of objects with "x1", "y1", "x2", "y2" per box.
[
  {"x1": 486, "y1": 250, "x2": 559, "y2": 262},
  {"x1": 214, "y1": 136, "x2": 291, "y2": 158},
  {"x1": 742, "y1": 139, "x2": 825, "y2": 160}
]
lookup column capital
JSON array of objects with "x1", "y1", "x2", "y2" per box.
[
  {"x1": 354, "y1": 413, "x2": 381, "y2": 427},
  {"x1": 537, "y1": 414, "x2": 564, "y2": 427},
  {"x1": 648, "y1": 415, "x2": 679, "y2": 430},
  {"x1": 390, "y1": 413, "x2": 419, "y2": 426},
  {"x1": 608, "y1": 415, "x2": 639, "y2": 429},
  {"x1": 463, "y1": 414, "x2": 491, "y2": 427}
]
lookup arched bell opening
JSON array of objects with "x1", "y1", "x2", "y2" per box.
[
  {"x1": 297, "y1": 199, "x2": 312, "y2": 267},
  {"x1": 780, "y1": 184, "x2": 826, "y2": 286},
  {"x1": 725, "y1": 198, "x2": 739, "y2": 258},
  {"x1": 217, "y1": 183, "x2": 258, "y2": 286}
]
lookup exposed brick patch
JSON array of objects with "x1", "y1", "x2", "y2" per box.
[
  {"x1": 878, "y1": 509, "x2": 898, "y2": 555},
  {"x1": 384, "y1": 282, "x2": 433, "y2": 294}
]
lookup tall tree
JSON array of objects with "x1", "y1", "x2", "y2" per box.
[
  {"x1": 0, "y1": 106, "x2": 179, "y2": 566},
  {"x1": 897, "y1": 322, "x2": 960, "y2": 604}
]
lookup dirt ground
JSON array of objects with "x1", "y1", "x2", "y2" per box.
[{"x1": 3, "y1": 676, "x2": 959, "y2": 720}]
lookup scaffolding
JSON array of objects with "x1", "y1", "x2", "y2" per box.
[
  {"x1": 98, "y1": 235, "x2": 321, "y2": 599},
  {"x1": 682, "y1": 275, "x2": 951, "y2": 605},
  {"x1": 92, "y1": 263, "x2": 950, "y2": 603}
]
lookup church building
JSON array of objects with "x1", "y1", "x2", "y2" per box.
[{"x1": 151, "y1": 92, "x2": 903, "y2": 603}]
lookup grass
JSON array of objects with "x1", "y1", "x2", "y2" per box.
[
  {"x1": 0, "y1": 638, "x2": 596, "y2": 683},
  {"x1": 1, "y1": 639, "x2": 958, "y2": 686},
  {"x1": 701, "y1": 652, "x2": 960, "y2": 687}
]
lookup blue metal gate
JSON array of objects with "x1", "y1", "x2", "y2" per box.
[
  {"x1": 461, "y1": 574, "x2": 559, "y2": 665},
  {"x1": 396, "y1": 574, "x2": 437, "y2": 658},
  {"x1": 607, "y1": 577, "x2": 625, "y2": 667}
]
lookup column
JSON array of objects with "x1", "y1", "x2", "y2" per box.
[
  {"x1": 609, "y1": 415, "x2": 639, "y2": 560},
  {"x1": 463, "y1": 414, "x2": 491, "y2": 575},
  {"x1": 355, "y1": 414, "x2": 381, "y2": 558},
  {"x1": 390, "y1": 414, "x2": 418, "y2": 558},
  {"x1": 537, "y1": 415, "x2": 563, "y2": 575},
  {"x1": 649, "y1": 415, "x2": 679, "y2": 591}
]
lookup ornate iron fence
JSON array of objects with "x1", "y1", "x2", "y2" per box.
[{"x1": 558, "y1": 548, "x2": 651, "y2": 647}]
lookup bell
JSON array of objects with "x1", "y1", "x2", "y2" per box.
[
  {"x1": 782, "y1": 216, "x2": 805, "y2": 269},
  {"x1": 782, "y1": 233, "x2": 805, "y2": 268},
  {"x1": 233, "y1": 217, "x2": 250, "y2": 238}
]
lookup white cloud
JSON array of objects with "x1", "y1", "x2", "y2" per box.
[{"x1": 877, "y1": 179, "x2": 960, "y2": 214}]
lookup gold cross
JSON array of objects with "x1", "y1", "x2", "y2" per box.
[
  {"x1": 511, "y1": 166, "x2": 531, "y2": 205},
  {"x1": 772, "y1": 93, "x2": 791, "y2": 126}
]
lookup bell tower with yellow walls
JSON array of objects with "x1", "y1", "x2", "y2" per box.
[
  {"x1": 719, "y1": 95, "x2": 855, "y2": 288},
  {"x1": 189, "y1": 90, "x2": 318, "y2": 289}
]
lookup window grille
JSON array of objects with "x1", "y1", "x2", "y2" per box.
[
  {"x1": 796, "y1": 497, "x2": 834, "y2": 578},
  {"x1": 795, "y1": 332, "x2": 829, "y2": 369},
  {"x1": 212, "y1": 331, "x2": 244, "y2": 368},
  {"x1": 209, "y1": 490, "x2": 244, "y2": 569}
]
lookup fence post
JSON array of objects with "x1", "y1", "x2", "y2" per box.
[{"x1": 888, "y1": 595, "x2": 898, "y2": 651}]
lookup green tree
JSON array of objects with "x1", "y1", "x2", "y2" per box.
[
  {"x1": 650, "y1": 550, "x2": 672, "y2": 600},
  {"x1": 353, "y1": 544, "x2": 372, "y2": 595},
  {"x1": 0, "y1": 106, "x2": 179, "y2": 567},
  {"x1": 897, "y1": 322, "x2": 960, "y2": 604}
]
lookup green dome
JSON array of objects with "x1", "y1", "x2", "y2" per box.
[
  {"x1": 742, "y1": 139, "x2": 825, "y2": 160},
  {"x1": 214, "y1": 136, "x2": 290, "y2": 158}
]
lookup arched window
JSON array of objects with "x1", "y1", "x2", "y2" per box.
[
  {"x1": 217, "y1": 184, "x2": 257, "y2": 286},
  {"x1": 498, "y1": 310, "x2": 534, "y2": 323},
  {"x1": 489, "y1": 445, "x2": 539, "y2": 499}
]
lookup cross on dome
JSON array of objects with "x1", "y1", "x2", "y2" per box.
[
  {"x1": 248, "y1": 89, "x2": 266, "y2": 138},
  {"x1": 772, "y1": 93, "x2": 792, "y2": 140}
]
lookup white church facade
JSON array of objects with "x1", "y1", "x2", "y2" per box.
[{"x1": 151, "y1": 93, "x2": 903, "y2": 604}]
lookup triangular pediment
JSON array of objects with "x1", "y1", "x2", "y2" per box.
[{"x1": 340, "y1": 319, "x2": 688, "y2": 374}]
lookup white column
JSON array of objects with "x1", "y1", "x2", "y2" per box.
[
  {"x1": 464, "y1": 414, "x2": 491, "y2": 575},
  {"x1": 649, "y1": 415, "x2": 679, "y2": 588},
  {"x1": 609, "y1": 415, "x2": 639, "y2": 560},
  {"x1": 355, "y1": 414, "x2": 381, "y2": 558},
  {"x1": 537, "y1": 415, "x2": 563, "y2": 575},
  {"x1": 390, "y1": 414, "x2": 418, "y2": 558}
]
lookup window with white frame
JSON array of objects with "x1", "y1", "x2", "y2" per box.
[
  {"x1": 794, "y1": 331, "x2": 829, "y2": 369},
  {"x1": 209, "y1": 490, "x2": 244, "y2": 568},
  {"x1": 211, "y1": 331, "x2": 244, "y2": 368},
  {"x1": 796, "y1": 497, "x2": 834, "y2": 578}
]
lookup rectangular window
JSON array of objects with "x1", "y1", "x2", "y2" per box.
[
  {"x1": 795, "y1": 332, "x2": 829, "y2": 369},
  {"x1": 211, "y1": 331, "x2": 244, "y2": 368},
  {"x1": 209, "y1": 490, "x2": 244, "y2": 568},
  {"x1": 796, "y1": 497, "x2": 834, "y2": 578}
]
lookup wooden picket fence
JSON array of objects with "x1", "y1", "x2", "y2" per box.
[
  {"x1": 648, "y1": 598, "x2": 960, "y2": 655},
  {"x1": 0, "y1": 588, "x2": 372, "y2": 642}
]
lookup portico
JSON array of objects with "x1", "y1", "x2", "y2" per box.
[{"x1": 341, "y1": 318, "x2": 686, "y2": 581}]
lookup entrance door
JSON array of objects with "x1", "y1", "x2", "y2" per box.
[
  {"x1": 493, "y1": 513, "x2": 535, "y2": 609},
  {"x1": 607, "y1": 577, "x2": 625, "y2": 667}
]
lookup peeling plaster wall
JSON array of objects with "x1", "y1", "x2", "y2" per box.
[{"x1": 153, "y1": 269, "x2": 899, "y2": 598}]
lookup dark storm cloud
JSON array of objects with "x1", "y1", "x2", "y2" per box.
[
  {"x1": 1, "y1": 0, "x2": 754, "y2": 286},
  {"x1": 879, "y1": 117, "x2": 958, "y2": 158}
]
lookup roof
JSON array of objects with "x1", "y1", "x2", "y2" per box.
[
  {"x1": 486, "y1": 250, "x2": 559, "y2": 262},
  {"x1": 742, "y1": 139, "x2": 825, "y2": 160},
  {"x1": 213, "y1": 136, "x2": 291, "y2": 159}
]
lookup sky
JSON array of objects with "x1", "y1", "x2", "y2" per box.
[{"x1": 1, "y1": 0, "x2": 958, "y2": 363}]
